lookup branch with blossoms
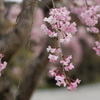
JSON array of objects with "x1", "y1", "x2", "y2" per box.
[
  {"x1": 0, "y1": 0, "x2": 100, "y2": 100},
  {"x1": 79, "y1": 1, "x2": 100, "y2": 56},
  {"x1": 70, "y1": 0, "x2": 100, "y2": 56},
  {"x1": 41, "y1": 7, "x2": 81, "y2": 91}
]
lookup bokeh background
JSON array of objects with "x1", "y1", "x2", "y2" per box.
[{"x1": 0, "y1": 0, "x2": 100, "y2": 100}]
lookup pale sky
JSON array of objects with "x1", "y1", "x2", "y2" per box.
[{"x1": 5, "y1": 0, "x2": 23, "y2": 2}]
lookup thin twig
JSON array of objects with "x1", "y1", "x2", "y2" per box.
[
  {"x1": 38, "y1": 0, "x2": 50, "y2": 9},
  {"x1": 16, "y1": 1, "x2": 35, "y2": 22},
  {"x1": 97, "y1": 33, "x2": 100, "y2": 41},
  {"x1": 52, "y1": 0, "x2": 56, "y2": 8},
  {"x1": 84, "y1": 0, "x2": 89, "y2": 8},
  {"x1": 16, "y1": 0, "x2": 50, "y2": 23}
]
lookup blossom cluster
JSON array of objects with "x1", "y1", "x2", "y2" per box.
[
  {"x1": 79, "y1": 4, "x2": 100, "y2": 56},
  {"x1": 81, "y1": 6, "x2": 100, "y2": 33},
  {"x1": 0, "y1": 54, "x2": 7, "y2": 76},
  {"x1": 60, "y1": 55, "x2": 74, "y2": 71},
  {"x1": 49, "y1": 60, "x2": 81, "y2": 91},
  {"x1": 49, "y1": 55, "x2": 81, "y2": 91},
  {"x1": 41, "y1": 7, "x2": 77, "y2": 43},
  {"x1": 41, "y1": 7, "x2": 80, "y2": 91}
]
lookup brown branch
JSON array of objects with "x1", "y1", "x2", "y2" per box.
[
  {"x1": 0, "y1": 0, "x2": 5, "y2": 35},
  {"x1": 16, "y1": 38, "x2": 55, "y2": 100},
  {"x1": 0, "y1": 0, "x2": 38, "y2": 100},
  {"x1": 0, "y1": 0, "x2": 4, "y2": 23}
]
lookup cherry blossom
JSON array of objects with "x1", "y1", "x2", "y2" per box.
[
  {"x1": 55, "y1": 75, "x2": 66, "y2": 87},
  {"x1": 80, "y1": 6, "x2": 100, "y2": 33},
  {"x1": 67, "y1": 78, "x2": 81, "y2": 91},
  {"x1": 87, "y1": 27, "x2": 99, "y2": 33},
  {"x1": 41, "y1": 24, "x2": 58, "y2": 37},
  {"x1": 48, "y1": 54, "x2": 58, "y2": 63},
  {"x1": 42, "y1": 7, "x2": 80, "y2": 90},
  {"x1": 46, "y1": 46, "x2": 61, "y2": 53},
  {"x1": 60, "y1": 55, "x2": 72, "y2": 66},
  {"x1": 60, "y1": 34, "x2": 72, "y2": 43},
  {"x1": 64, "y1": 63, "x2": 74, "y2": 71},
  {"x1": 7, "y1": 4, "x2": 21, "y2": 24},
  {"x1": 93, "y1": 41, "x2": 100, "y2": 56},
  {"x1": 0, "y1": 54, "x2": 7, "y2": 76},
  {"x1": 49, "y1": 70, "x2": 56, "y2": 76},
  {"x1": 60, "y1": 55, "x2": 74, "y2": 71},
  {"x1": 41, "y1": 7, "x2": 77, "y2": 43}
]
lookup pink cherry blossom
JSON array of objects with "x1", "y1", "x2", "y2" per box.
[
  {"x1": 87, "y1": 27, "x2": 99, "y2": 33},
  {"x1": 75, "y1": 78, "x2": 81, "y2": 84},
  {"x1": 81, "y1": 6, "x2": 99, "y2": 26},
  {"x1": 46, "y1": 46, "x2": 61, "y2": 53},
  {"x1": 65, "y1": 22, "x2": 77, "y2": 34},
  {"x1": 55, "y1": 75, "x2": 66, "y2": 87},
  {"x1": 48, "y1": 54, "x2": 58, "y2": 63},
  {"x1": 60, "y1": 55, "x2": 74, "y2": 71},
  {"x1": 7, "y1": 4, "x2": 21, "y2": 24},
  {"x1": 49, "y1": 70, "x2": 56, "y2": 76},
  {"x1": 41, "y1": 24, "x2": 57, "y2": 37},
  {"x1": 44, "y1": 16, "x2": 57, "y2": 24},
  {"x1": 65, "y1": 55, "x2": 72, "y2": 63},
  {"x1": 42, "y1": 7, "x2": 80, "y2": 90},
  {"x1": 93, "y1": 41, "x2": 100, "y2": 56},
  {"x1": 41, "y1": 7, "x2": 77, "y2": 42},
  {"x1": 80, "y1": 6, "x2": 100, "y2": 33},
  {"x1": 60, "y1": 34, "x2": 72, "y2": 43},
  {"x1": 47, "y1": 46, "x2": 56, "y2": 53},
  {"x1": 67, "y1": 82, "x2": 77, "y2": 91},
  {"x1": 64, "y1": 63, "x2": 74, "y2": 71},
  {"x1": 67, "y1": 78, "x2": 81, "y2": 91},
  {"x1": 60, "y1": 55, "x2": 72, "y2": 66}
]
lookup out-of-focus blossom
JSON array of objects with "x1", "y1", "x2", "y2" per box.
[
  {"x1": 46, "y1": 46, "x2": 61, "y2": 53},
  {"x1": 7, "y1": 4, "x2": 21, "y2": 24},
  {"x1": 0, "y1": 54, "x2": 7, "y2": 76},
  {"x1": 30, "y1": 8, "x2": 46, "y2": 57},
  {"x1": 67, "y1": 78, "x2": 81, "y2": 91},
  {"x1": 81, "y1": 6, "x2": 100, "y2": 33},
  {"x1": 93, "y1": 41, "x2": 100, "y2": 56}
]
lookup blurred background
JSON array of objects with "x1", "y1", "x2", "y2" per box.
[{"x1": 0, "y1": 0, "x2": 100, "y2": 100}]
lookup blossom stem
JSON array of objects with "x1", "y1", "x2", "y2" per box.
[
  {"x1": 57, "y1": 32, "x2": 66, "y2": 76},
  {"x1": 14, "y1": 1, "x2": 38, "y2": 100},
  {"x1": 52, "y1": 0, "x2": 56, "y2": 8},
  {"x1": 84, "y1": 0, "x2": 89, "y2": 8},
  {"x1": 38, "y1": 0, "x2": 50, "y2": 9},
  {"x1": 97, "y1": 33, "x2": 100, "y2": 41}
]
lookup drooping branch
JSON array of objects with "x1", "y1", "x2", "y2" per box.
[
  {"x1": 0, "y1": 0, "x2": 5, "y2": 23},
  {"x1": 0, "y1": 0, "x2": 38, "y2": 61},
  {"x1": 0, "y1": 0, "x2": 38, "y2": 100},
  {"x1": 0, "y1": 0, "x2": 5, "y2": 35},
  {"x1": 16, "y1": 37, "x2": 55, "y2": 100}
]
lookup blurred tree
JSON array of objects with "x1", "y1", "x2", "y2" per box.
[{"x1": 0, "y1": 0, "x2": 100, "y2": 100}]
